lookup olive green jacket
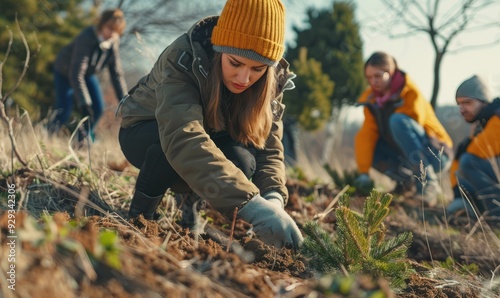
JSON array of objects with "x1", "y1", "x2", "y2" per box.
[{"x1": 117, "y1": 17, "x2": 295, "y2": 214}]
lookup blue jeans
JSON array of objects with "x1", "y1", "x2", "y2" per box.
[
  {"x1": 49, "y1": 70, "x2": 104, "y2": 141},
  {"x1": 456, "y1": 153, "x2": 500, "y2": 216},
  {"x1": 373, "y1": 113, "x2": 449, "y2": 182}
]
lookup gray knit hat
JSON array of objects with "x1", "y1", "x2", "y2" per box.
[{"x1": 456, "y1": 75, "x2": 492, "y2": 103}]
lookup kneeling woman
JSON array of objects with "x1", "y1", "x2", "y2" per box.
[
  {"x1": 116, "y1": 0, "x2": 302, "y2": 249},
  {"x1": 354, "y1": 52, "x2": 453, "y2": 207}
]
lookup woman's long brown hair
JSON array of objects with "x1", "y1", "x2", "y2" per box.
[{"x1": 204, "y1": 52, "x2": 275, "y2": 149}]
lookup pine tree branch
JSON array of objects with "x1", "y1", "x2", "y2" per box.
[
  {"x1": 373, "y1": 232, "x2": 413, "y2": 261},
  {"x1": 338, "y1": 207, "x2": 368, "y2": 260},
  {"x1": 301, "y1": 222, "x2": 342, "y2": 273}
]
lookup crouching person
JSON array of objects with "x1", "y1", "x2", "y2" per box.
[
  {"x1": 353, "y1": 52, "x2": 453, "y2": 207},
  {"x1": 116, "y1": 0, "x2": 302, "y2": 249},
  {"x1": 446, "y1": 75, "x2": 500, "y2": 218}
]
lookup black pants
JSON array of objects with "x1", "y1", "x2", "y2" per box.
[{"x1": 119, "y1": 120, "x2": 257, "y2": 197}]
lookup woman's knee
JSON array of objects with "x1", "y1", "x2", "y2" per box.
[
  {"x1": 144, "y1": 143, "x2": 167, "y2": 165},
  {"x1": 213, "y1": 135, "x2": 256, "y2": 178},
  {"x1": 119, "y1": 123, "x2": 160, "y2": 168},
  {"x1": 388, "y1": 113, "x2": 418, "y2": 136},
  {"x1": 230, "y1": 146, "x2": 256, "y2": 178},
  {"x1": 389, "y1": 113, "x2": 407, "y2": 127}
]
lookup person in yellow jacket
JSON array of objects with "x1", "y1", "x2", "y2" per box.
[
  {"x1": 353, "y1": 52, "x2": 453, "y2": 207},
  {"x1": 446, "y1": 75, "x2": 500, "y2": 217},
  {"x1": 116, "y1": 0, "x2": 302, "y2": 249}
]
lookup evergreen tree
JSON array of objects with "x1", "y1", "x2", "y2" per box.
[
  {"x1": 285, "y1": 48, "x2": 334, "y2": 131},
  {"x1": 0, "y1": 0, "x2": 93, "y2": 120},
  {"x1": 286, "y1": 1, "x2": 365, "y2": 110},
  {"x1": 301, "y1": 190, "x2": 414, "y2": 289}
]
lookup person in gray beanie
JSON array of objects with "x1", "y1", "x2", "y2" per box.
[
  {"x1": 455, "y1": 75, "x2": 493, "y2": 104},
  {"x1": 446, "y1": 74, "x2": 500, "y2": 219}
]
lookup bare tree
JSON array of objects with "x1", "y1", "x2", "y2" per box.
[
  {"x1": 97, "y1": 0, "x2": 223, "y2": 47},
  {"x1": 0, "y1": 19, "x2": 40, "y2": 169},
  {"x1": 377, "y1": 0, "x2": 500, "y2": 108}
]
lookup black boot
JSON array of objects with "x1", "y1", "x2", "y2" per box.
[{"x1": 128, "y1": 191, "x2": 163, "y2": 220}]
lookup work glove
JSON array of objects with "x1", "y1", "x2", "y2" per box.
[
  {"x1": 354, "y1": 173, "x2": 374, "y2": 194},
  {"x1": 262, "y1": 191, "x2": 284, "y2": 209},
  {"x1": 238, "y1": 195, "x2": 303, "y2": 249}
]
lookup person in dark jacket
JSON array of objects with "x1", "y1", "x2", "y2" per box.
[
  {"x1": 446, "y1": 75, "x2": 500, "y2": 217},
  {"x1": 49, "y1": 8, "x2": 127, "y2": 141},
  {"x1": 116, "y1": 0, "x2": 302, "y2": 249}
]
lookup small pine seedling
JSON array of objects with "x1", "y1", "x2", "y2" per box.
[{"x1": 301, "y1": 190, "x2": 414, "y2": 289}]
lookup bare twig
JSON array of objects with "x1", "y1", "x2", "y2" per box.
[
  {"x1": 491, "y1": 265, "x2": 500, "y2": 288},
  {"x1": 313, "y1": 184, "x2": 349, "y2": 221},
  {"x1": 415, "y1": 160, "x2": 434, "y2": 264},
  {"x1": 0, "y1": 17, "x2": 40, "y2": 168},
  {"x1": 263, "y1": 275, "x2": 279, "y2": 294},
  {"x1": 3, "y1": 20, "x2": 40, "y2": 101},
  {"x1": 227, "y1": 207, "x2": 238, "y2": 253}
]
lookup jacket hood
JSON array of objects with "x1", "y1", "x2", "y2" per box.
[
  {"x1": 187, "y1": 16, "x2": 218, "y2": 53},
  {"x1": 475, "y1": 97, "x2": 500, "y2": 125}
]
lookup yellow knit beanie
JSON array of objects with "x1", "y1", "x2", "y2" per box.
[{"x1": 212, "y1": 0, "x2": 285, "y2": 66}]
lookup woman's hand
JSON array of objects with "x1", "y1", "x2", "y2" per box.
[
  {"x1": 238, "y1": 195, "x2": 303, "y2": 249},
  {"x1": 262, "y1": 191, "x2": 284, "y2": 208},
  {"x1": 354, "y1": 173, "x2": 374, "y2": 194}
]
